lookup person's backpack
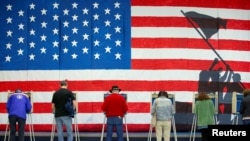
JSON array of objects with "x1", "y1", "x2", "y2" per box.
[{"x1": 65, "y1": 97, "x2": 75, "y2": 118}]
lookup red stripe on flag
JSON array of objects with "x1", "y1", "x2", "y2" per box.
[
  {"x1": 131, "y1": 0, "x2": 250, "y2": 9},
  {"x1": 1, "y1": 81, "x2": 250, "y2": 92},
  {"x1": 132, "y1": 38, "x2": 250, "y2": 51},
  {"x1": 132, "y1": 17, "x2": 249, "y2": 30},
  {"x1": 132, "y1": 59, "x2": 250, "y2": 71}
]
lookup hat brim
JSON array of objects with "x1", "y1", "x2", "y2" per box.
[{"x1": 109, "y1": 89, "x2": 121, "y2": 93}]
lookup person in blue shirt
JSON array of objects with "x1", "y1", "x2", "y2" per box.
[{"x1": 6, "y1": 89, "x2": 32, "y2": 141}]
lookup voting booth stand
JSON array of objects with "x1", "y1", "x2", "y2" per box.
[
  {"x1": 147, "y1": 93, "x2": 177, "y2": 141},
  {"x1": 231, "y1": 91, "x2": 243, "y2": 125},
  {"x1": 189, "y1": 92, "x2": 218, "y2": 141},
  {"x1": 50, "y1": 93, "x2": 80, "y2": 141},
  {"x1": 4, "y1": 91, "x2": 35, "y2": 141},
  {"x1": 100, "y1": 93, "x2": 129, "y2": 141}
]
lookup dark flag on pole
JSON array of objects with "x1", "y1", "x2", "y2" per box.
[{"x1": 181, "y1": 11, "x2": 227, "y2": 40}]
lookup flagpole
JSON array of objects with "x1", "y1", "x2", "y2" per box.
[{"x1": 180, "y1": 10, "x2": 245, "y2": 90}]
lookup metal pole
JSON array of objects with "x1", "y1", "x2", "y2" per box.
[
  {"x1": 147, "y1": 124, "x2": 152, "y2": 141},
  {"x1": 50, "y1": 117, "x2": 55, "y2": 141},
  {"x1": 100, "y1": 116, "x2": 106, "y2": 141},
  {"x1": 73, "y1": 114, "x2": 80, "y2": 141},
  {"x1": 172, "y1": 115, "x2": 178, "y2": 141},
  {"x1": 4, "y1": 120, "x2": 9, "y2": 141},
  {"x1": 124, "y1": 116, "x2": 129, "y2": 141}
]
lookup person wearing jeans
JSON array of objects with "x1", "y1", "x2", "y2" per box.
[
  {"x1": 52, "y1": 80, "x2": 76, "y2": 141},
  {"x1": 102, "y1": 85, "x2": 128, "y2": 141},
  {"x1": 106, "y1": 117, "x2": 123, "y2": 141},
  {"x1": 55, "y1": 116, "x2": 73, "y2": 141}
]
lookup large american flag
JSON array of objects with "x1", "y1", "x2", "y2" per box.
[{"x1": 0, "y1": 0, "x2": 249, "y2": 132}]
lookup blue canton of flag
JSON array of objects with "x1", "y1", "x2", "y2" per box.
[{"x1": 0, "y1": 0, "x2": 131, "y2": 70}]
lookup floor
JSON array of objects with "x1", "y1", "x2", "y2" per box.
[{"x1": 0, "y1": 131, "x2": 201, "y2": 141}]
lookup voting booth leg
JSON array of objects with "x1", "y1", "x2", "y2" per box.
[
  {"x1": 147, "y1": 124, "x2": 153, "y2": 141},
  {"x1": 50, "y1": 117, "x2": 56, "y2": 141},
  {"x1": 27, "y1": 113, "x2": 35, "y2": 141},
  {"x1": 172, "y1": 115, "x2": 178, "y2": 141},
  {"x1": 189, "y1": 114, "x2": 197, "y2": 141},
  {"x1": 100, "y1": 116, "x2": 107, "y2": 141},
  {"x1": 124, "y1": 115, "x2": 130, "y2": 141},
  {"x1": 100, "y1": 116, "x2": 129, "y2": 141},
  {"x1": 73, "y1": 115, "x2": 80, "y2": 141},
  {"x1": 4, "y1": 120, "x2": 10, "y2": 141}
]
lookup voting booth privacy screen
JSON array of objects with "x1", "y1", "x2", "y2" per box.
[
  {"x1": 104, "y1": 93, "x2": 127, "y2": 101},
  {"x1": 232, "y1": 92, "x2": 243, "y2": 114}
]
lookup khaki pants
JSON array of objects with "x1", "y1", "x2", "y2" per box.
[{"x1": 155, "y1": 120, "x2": 171, "y2": 141}]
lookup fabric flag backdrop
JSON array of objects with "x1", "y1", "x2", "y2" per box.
[{"x1": 0, "y1": 0, "x2": 249, "y2": 132}]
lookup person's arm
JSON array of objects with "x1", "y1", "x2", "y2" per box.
[
  {"x1": 52, "y1": 103, "x2": 55, "y2": 113},
  {"x1": 26, "y1": 97, "x2": 32, "y2": 113},
  {"x1": 72, "y1": 100, "x2": 77, "y2": 110},
  {"x1": 151, "y1": 99, "x2": 157, "y2": 115},
  {"x1": 6, "y1": 96, "x2": 11, "y2": 113}
]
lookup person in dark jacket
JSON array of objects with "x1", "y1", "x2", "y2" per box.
[
  {"x1": 102, "y1": 85, "x2": 128, "y2": 141},
  {"x1": 52, "y1": 80, "x2": 76, "y2": 141},
  {"x1": 239, "y1": 88, "x2": 250, "y2": 125},
  {"x1": 6, "y1": 89, "x2": 32, "y2": 141}
]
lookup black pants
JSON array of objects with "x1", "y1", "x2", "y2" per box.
[
  {"x1": 9, "y1": 116, "x2": 26, "y2": 141},
  {"x1": 200, "y1": 128, "x2": 209, "y2": 141}
]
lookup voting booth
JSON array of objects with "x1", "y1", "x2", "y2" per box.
[
  {"x1": 100, "y1": 93, "x2": 129, "y2": 141},
  {"x1": 4, "y1": 90, "x2": 35, "y2": 141},
  {"x1": 50, "y1": 92, "x2": 80, "y2": 141},
  {"x1": 148, "y1": 92, "x2": 177, "y2": 141},
  {"x1": 231, "y1": 91, "x2": 243, "y2": 125},
  {"x1": 190, "y1": 92, "x2": 218, "y2": 141}
]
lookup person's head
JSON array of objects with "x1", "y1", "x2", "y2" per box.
[
  {"x1": 243, "y1": 89, "x2": 250, "y2": 97},
  {"x1": 109, "y1": 85, "x2": 121, "y2": 93},
  {"x1": 60, "y1": 80, "x2": 68, "y2": 88},
  {"x1": 158, "y1": 91, "x2": 168, "y2": 98},
  {"x1": 15, "y1": 89, "x2": 22, "y2": 93},
  {"x1": 232, "y1": 73, "x2": 241, "y2": 82},
  {"x1": 197, "y1": 92, "x2": 210, "y2": 100}
]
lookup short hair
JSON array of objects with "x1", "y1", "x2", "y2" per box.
[{"x1": 60, "y1": 80, "x2": 68, "y2": 86}]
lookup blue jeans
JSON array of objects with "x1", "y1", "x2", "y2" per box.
[
  {"x1": 55, "y1": 116, "x2": 73, "y2": 141},
  {"x1": 106, "y1": 117, "x2": 124, "y2": 141},
  {"x1": 9, "y1": 116, "x2": 26, "y2": 141}
]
